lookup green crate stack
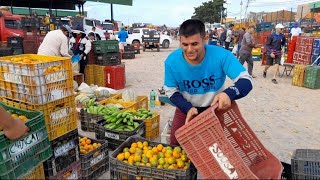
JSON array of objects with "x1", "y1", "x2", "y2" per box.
[
  {"x1": 304, "y1": 66, "x2": 320, "y2": 89},
  {"x1": 0, "y1": 102, "x2": 52, "y2": 179},
  {"x1": 93, "y1": 40, "x2": 119, "y2": 54}
]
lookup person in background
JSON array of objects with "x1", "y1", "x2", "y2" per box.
[
  {"x1": 263, "y1": 24, "x2": 286, "y2": 84},
  {"x1": 239, "y1": 25, "x2": 262, "y2": 78},
  {"x1": 164, "y1": 19, "x2": 253, "y2": 145},
  {"x1": 0, "y1": 107, "x2": 29, "y2": 140},
  {"x1": 118, "y1": 27, "x2": 129, "y2": 52},
  {"x1": 88, "y1": 32, "x2": 95, "y2": 42},
  {"x1": 225, "y1": 24, "x2": 234, "y2": 50},
  {"x1": 70, "y1": 27, "x2": 92, "y2": 74},
  {"x1": 236, "y1": 27, "x2": 246, "y2": 58},
  {"x1": 219, "y1": 27, "x2": 226, "y2": 47},
  {"x1": 38, "y1": 25, "x2": 72, "y2": 57},
  {"x1": 290, "y1": 22, "x2": 302, "y2": 40},
  {"x1": 90, "y1": 27, "x2": 101, "y2": 41}
]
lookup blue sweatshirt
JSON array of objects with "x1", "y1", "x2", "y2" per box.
[
  {"x1": 164, "y1": 44, "x2": 253, "y2": 114},
  {"x1": 118, "y1": 30, "x2": 128, "y2": 43}
]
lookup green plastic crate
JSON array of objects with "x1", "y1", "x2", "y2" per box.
[
  {"x1": 0, "y1": 102, "x2": 52, "y2": 179},
  {"x1": 93, "y1": 40, "x2": 119, "y2": 53},
  {"x1": 304, "y1": 66, "x2": 320, "y2": 89}
]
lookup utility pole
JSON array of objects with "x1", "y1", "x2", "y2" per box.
[{"x1": 240, "y1": 0, "x2": 243, "y2": 23}]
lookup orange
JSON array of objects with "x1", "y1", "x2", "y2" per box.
[
  {"x1": 143, "y1": 141, "x2": 148, "y2": 147},
  {"x1": 117, "y1": 153, "x2": 125, "y2": 161},
  {"x1": 168, "y1": 157, "x2": 176, "y2": 165},
  {"x1": 162, "y1": 148, "x2": 166, "y2": 153},
  {"x1": 157, "y1": 165, "x2": 163, "y2": 169},
  {"x1": 158, "y1": 158, "x2": 165, "y2": 165},
  {"x1": 131, "y1": 143, "x2": 138, "y2": 148},
  {"x1": 150, "y1": 159, "x2": 158, "y2": 167},
  {"x1": 129, "y1": 147, "x2": 136, "y2": 154},
  {"x1": 146, "y1": 150, "x2": 153, "y2": 159},
  {"x1": 18, "y1": 115, "x2": 28, "y2": 122},
  {"x1": 124, "y1": 152, "x2": 130, "y2": 160},
  {"x1": 123, "y1": 147, "x2": 129, "y2": 153},
  {"x1": 141, "y1": 156, "x2": 149, "y2": 164},
  {"x1": 152, "y1": 147, "x2": 158, "y2": 153},
  {"x1": 146, "y1": 163, "x2": 151, "y2": 167},
  {"x1": 11, "y1": 114, "x2": 18, "y2": 118},
  {"x1": 181, "y1": 154, "x2": 188, "y2": 162},
  {"x1": 177, "y1": 160, "x2": 185, "y2": 168},
  {"x1": 134, "y1": 154, "x2": 141, "y2": 162},
  {"x1": 164, "y1": 152, "x2": 172, "y2": 158},
  {"x1": 163, "y1": 163, "x2": 170, "y2": 169},
  {"x1": 137, "y1": 141, "x2": 144, "y2": 149},
  {"x1": 85, "y1": 139, "x2": 91, "y2": 145},
  {"x1": 158, "y1": 152, "x2": 164, "y2": 158},
  {"x1": 174, "y1": 147, "x2": 182, "y2": 153},
  {"x1": 173, "y1": 151, "x2": 181, "y2": 159},
  {"x1": 157, "y1": 144, "x2": 164, "y2": 152}
]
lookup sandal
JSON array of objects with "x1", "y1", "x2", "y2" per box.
[{"x1": 272, "y1": 79, "x2": 278, "y2": 84}]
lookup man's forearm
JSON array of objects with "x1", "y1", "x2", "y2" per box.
[
  {"x1": 169, "y1": 92, "x2": 193, "y2": 114},
  {"x1": 223, "y1": 78, "x2": 253, "y2": 101}
]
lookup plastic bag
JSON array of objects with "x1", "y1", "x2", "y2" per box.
[{"x1": 72, "y1": 54, "x2": 81, "y2": 63}]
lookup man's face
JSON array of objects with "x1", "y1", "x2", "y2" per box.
[
  {"x1": 276, "y1": 28, "x2": 283, "y2": 33},
  {"x1": 249, "y1": 27, "x2": 255, "y2": 33},
  {"x1": 180, "y1": 33, "x2": 206, "y2": 63}
]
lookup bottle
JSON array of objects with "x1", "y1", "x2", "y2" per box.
[{"x1": 149, "y1": 90, "x2": 156, "y2": 108}]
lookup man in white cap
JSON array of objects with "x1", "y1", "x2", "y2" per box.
[
  {"x1": 38, "y1": 25, "x2": 72, "y2": 57},
  {"x1": 263, "y1": 24, "x2": 286, "y2": 84}
]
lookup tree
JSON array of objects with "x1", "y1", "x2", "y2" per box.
[{"x1": 192, "y1": 0, "x2": 226, "y2": 23}]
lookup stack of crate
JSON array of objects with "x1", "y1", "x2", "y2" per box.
[
  {"x1": 85, "y1": 40, "x2": 126, "y2": 90},
  {"x1": 311, "y1": 38, "x2": 320, "y2": 65},
  {"x1": 287, "y1": 36, "x2": 297, "y2": 63},
  {"x1": 293, "y1": 37, "x2": 314, "y2": 65},
  {"x1": 123, "y1": 45, "x2": 136, "y2": 59},
  {"x1": 0, "y1": 54, "x2": 81, "y2": 179}
]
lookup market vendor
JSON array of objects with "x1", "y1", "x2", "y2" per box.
[
  {"x1": 163, "y1": 19, "x2": 253, "y2": 145},
  {"x1": 70, "y1": 27, "x2": 92, "y2": 74},
  {"x1": 38, "y1": 25, "x2": 72, "y2": 57}
]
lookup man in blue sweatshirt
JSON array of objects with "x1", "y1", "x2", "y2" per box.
[
  {"x1": 164, "y1": 19, "x2": 253, "y2": 145},
  {"x1": 118, "y1": 27, "x2": 128, "y2": 51}
]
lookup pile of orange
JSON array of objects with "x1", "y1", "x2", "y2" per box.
[
  {"x1": 10, "y1": 113, "x2": 28, "y2": 122},
  {"x1": 79, "y1": 137, "x2": 102, "y2": 154},
  {"x1": 116, "y1": 141, "x2": 190, "y2": 170}
]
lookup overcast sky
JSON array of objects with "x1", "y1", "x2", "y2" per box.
[{"x1": 84, "y1": 0, "x2": 319, "y2": 27}]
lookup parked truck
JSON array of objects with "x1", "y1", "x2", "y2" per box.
[{"x1": 0, "y1": 10, "x2": 24, "y2": 42}]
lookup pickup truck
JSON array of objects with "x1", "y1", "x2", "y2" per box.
[{"x1": 126, "y1": 28, "x2": 172, "y2": 48}]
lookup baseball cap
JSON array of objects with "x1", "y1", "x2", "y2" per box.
[{"x1": 275, "y1": 24, "x2": 284, "y2": 29}]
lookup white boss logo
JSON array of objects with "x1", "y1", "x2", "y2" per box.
[{"x1": 208, "y1": 143, "x2": 238, "y2": 179}]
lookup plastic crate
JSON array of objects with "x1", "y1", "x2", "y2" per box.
[
  {"x1": 281, "y1": 161, "x2": 292, "y2": 180},
  {"x1": 84, "y1": 65, "x2": 94, "y2": 85},
  {"x1": 44, "y1": 129, "x2": 79, "y2": 178},
  {"x1": 79, "y1": 137, "x2": 109, "y2": 179},
  {"x1": 122, "y1": 52, "x2": 135, "y2": 59},
  {"x1": 1, "y1": 95, "x2": 78, "y2": 141},
  {"x1": 104, "y1": 64, "x2": 126, "y2": 90},
  {"x1": 7, "y1": 37, "x2": 23, "y2": 48},
  {"x1": 93, "y1": 40, "x2": 119, "y2": 53},
  {"x1": 292, "y1": 64, "x2": 306, "y2": 87},
  {"x1": 0, "y1": 54, "x2": 73, "y2": 104},
  {"x1": 136, "y1": 112, "x2": 160, "y2": 141},
  {"x1": 175, "y1": 101, "x2": 283, "y2": 179},
  {"x1": 0, "y1": 102, "x2": 52, "y2": 179},
  {"x1": 79, "y1": 109, "x2": 105, "y2": 132},
  {"x1": 11, "y1": 47, "x2": 24, "y2": 55},
  {"x1": 0, "y1": 47, "x2": 13, "y2": 57},
  {"x1": 251, "y1": 48, "x2": 262, "y2": 56},
  {"x1": 20, "y1": 162, "x2": 45, "y2": 180},
  {"x1": 291, "y1": 149, "x2": 320, "y2": 180},
  {"x1": 252, "y1": 55, "x2": 261, "y2": 61},
  {"x1": 109, "y1": 93, "x2": 148, "y2": 110},
  {"x1": 109, "y1": 136, "x2": 197, "y2": 180},
  {"x1": 98, "y1": 97, "x2": 137, "y2": 110},
  {"x1": 124, "y1": 45, "x2": 135, "y2": 51},
  {"x1": 304, "y1": 65, "x2": 320, "y2": 89},
  {"x1": 95, "y1": 119, "x2": 144, "y2": 141},
  {"x1": 47, "y1": 160, "x2": 81, "y2": 180},
  {"x1": 93, "y1": 65, "x2": 106, "y2": 87},
  {"x1": 95, "y1": 52, "x2": 121, "y2": 66}
]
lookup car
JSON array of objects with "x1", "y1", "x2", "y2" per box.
[{"x1": 126, "y1": 28, "x2": 172, "y2": 48}]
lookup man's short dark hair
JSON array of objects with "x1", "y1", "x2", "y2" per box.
[
  {"x1": 229, "y1": 24, "x2": 234, "y2": 28},
  {"x1": 179, "y1": 19, "x2": 206, "y2": 38},
  {"x1": 242, "y1": 27, "x2": 246, "y2": 31}
]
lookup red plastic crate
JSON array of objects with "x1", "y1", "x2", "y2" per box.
[
  {"x1": 104, "y1": 64, "x2": 125, "y2": 90},
  {"x1": 175, "y1": 102, "x2": 282, "y2": 180},
  {"x1": 295, "y1": 45, "x2": 312, "y2": 55},
  {"x1": 293, "y1": 52, "x2": 311, "y2": 65}
]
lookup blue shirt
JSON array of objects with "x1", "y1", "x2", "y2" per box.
[
  {"x1": 118, "y1": 30, "x2": 128, "y2": 43},
  {"x1": 164, "y1": 44, "x2": 251, "y2": 109}
]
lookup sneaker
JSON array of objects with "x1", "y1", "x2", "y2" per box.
[
  {"x1": 263, "y1": 71, "x2": 267, "y2": 78},
  {"x1": 272, "y1": 79, "x2": 278, "y2": 84}
]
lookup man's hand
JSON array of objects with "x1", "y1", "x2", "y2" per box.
[
  {"x1": 4, "y1": 118, "x2": 29, "y2": 140},
  {"x1": 270, "y1": 52, "x2": 275, "y2": 58},
  {"x1": 211, "y1": 92, "x2": 231, "y2": 110},
  {"x1": 185, "y1": 107, "x2": 198, "y2": 124}
]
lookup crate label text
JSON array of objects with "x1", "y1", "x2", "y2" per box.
[
  {"x1": 208, "y1": 143, "x2": 238, "y2": 179},
  {"x1": 50, "y1": 107, "x2": 69, "y2": 123},
  {"x1": 105, "y1": 132, "x2": 119, "y2": 140},
  {"x1": 54, "y1": 140, "x2": 76, "y2": 157},
  {"x1": 90, "y1": 152, "x2": 106, "y2": 166}
]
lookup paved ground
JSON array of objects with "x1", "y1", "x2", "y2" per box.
[{"x1": 78, "y1": 40, "x2": 320, "y2": 179}]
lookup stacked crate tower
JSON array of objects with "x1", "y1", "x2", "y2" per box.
[
  {"x1": 0, "y1": 54, "x2": 81, "y2": 179},
  {"x1": 85, "y1": 40, "x2": 126, "y2": 90}
]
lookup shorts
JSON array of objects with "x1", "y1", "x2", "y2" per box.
[
  {"x1": 266, "y1": 54, "x2": 281, "y2": 65},
  {"x1": 119, "y1": 42, "x2": 127, "y2": 50}
]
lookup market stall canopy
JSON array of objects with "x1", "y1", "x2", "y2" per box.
[{"x1": 85, "y1": 0, "x2": 132, "y2": 6}]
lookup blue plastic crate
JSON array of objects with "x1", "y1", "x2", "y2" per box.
[
  {"x1": 291, "y1": 149, "x2": 320, "y2": 180},
  {"x1": 312, "y1": 55, "x2": 320, "y2": 65},
  {"x1": 313, "y1": 39, "x2": 320, "y2": 48},
  {"x1": 312, "y1": 47, "x2": 320, "y2": 56}
]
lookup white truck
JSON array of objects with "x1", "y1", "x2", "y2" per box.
[{"x1": 126, "y1": 28, "x2": 172, "y2": 48}]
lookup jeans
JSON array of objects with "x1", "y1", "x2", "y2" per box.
[{"x1": 239, "y1": 53, "x2": 253, "y2": 75}]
